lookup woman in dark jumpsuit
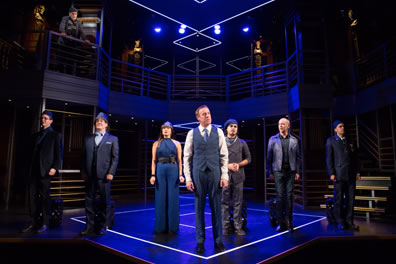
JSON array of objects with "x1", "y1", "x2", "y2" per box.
[{"x1": 151, "y1": 122, "x2": 184, "y2": 233}]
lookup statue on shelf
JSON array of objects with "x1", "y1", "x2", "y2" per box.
[
  {"x1": 128, "y1": 39, "x2": 143, "y2": 66},
  {"x1": 23, "y1": 5, "x2": 48, "y2": 54},
  {"x1": 254, "y1": 40, "x2": 264, "y2": 69}
]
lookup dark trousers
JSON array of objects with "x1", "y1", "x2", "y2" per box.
[
  {"x1": 85, "y1": 177, "x2": 112, "y2": 230},
  {"x1": 274, "y1": 170, "x2": 295, "y2": 224},
  {"x1": 28, "y1": 175, "x2": 51, "y2": 226},
  {"x1": 334, "y1": 180, "x2": 356, "y2": 225},
  {"x1": 194, "y1": 169, "x2": 222, "y2": 244},
  {"x1": 221, "y1": 180, "x2": 244, "y2": 231}
]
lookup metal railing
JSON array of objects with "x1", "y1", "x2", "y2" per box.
[
  {"x1": 356, "y1": 38, "x2": 396, "y2": 90},
  {"x1": 46, "y1": 31, "x2": 99, "y2": 80},
  {"x1": 171, "y1": 75, "x2": 226, "y2": 101},
  {"x1": 0, "y1": 38, "x2": 26, "y2": 71},
  {"x1": 109, "y1": 59, "x2": 169, "y2": 100}
]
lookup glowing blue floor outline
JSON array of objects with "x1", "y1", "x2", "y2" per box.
[{"x1": 70, "y1": 202, "x2": 326, "y2": 260}]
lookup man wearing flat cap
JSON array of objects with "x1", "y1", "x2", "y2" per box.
[
  {"x1": 22, "y1": 110, "x2": 63, "y2": 233},
  {"x1": 80, "y1": 112, "x2": 119, "y2": 236},
  {"x1": 59, "y1": 6, "x2": 88, "y2": 42},
  {"x1": 221, "y1": 119, "x2": 251, "y2": 236},
  {"x1": 58, "y1": 6, "x2": 89, "y2": 75},
  {"x1": 326, "y1": 120, "x2": 360, "y2": 231}
]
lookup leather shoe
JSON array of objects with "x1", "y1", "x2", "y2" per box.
[
  {"x1": 21, "y1": 224, "x2": 36, "y2": 233},
  {"x1": 286, "y1": 221, "x2": 295, "y2": 232},
  {"x1": 97, "y1": 227, "x2": 108, "y2": 235},
  {"x1": 347, "y1": 223, "x2": 360, "y2": 231},
  {"x1": 196, "y1": 243, "x2": 204, "y2": 254},
  {"x1": 276, "y1": 224, "x2": 287, "y2": 232},
  {"x1": 36, "y1": 225, "x2": 48, "y2": 233},
  {"x1": 80, "y1": 228, "x2": 94, "y2": 236},
  {"x1": 214, "y1": 242, "x2": 225, "y2": 252},
  {"x1": 235, "y1": 229, "x2": 246, "y2": 236}
]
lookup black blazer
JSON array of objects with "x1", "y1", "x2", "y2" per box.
[
  {"x1": 30, "y1": 126, "x2": 63, "y2": 179},
  {"x1": 326, "y1": 135, "x2": 359, "y2": 182},
  {"x1": 81, "y1": 132, "x2": 119, "y2": 180}
]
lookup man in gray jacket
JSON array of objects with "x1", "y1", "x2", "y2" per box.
[
  {"x1": 221, "y1": 119, "x2": 251, "y2": 236},
  {"x1": 267, "y1": 118, "x2": 301, "y2": 232}
]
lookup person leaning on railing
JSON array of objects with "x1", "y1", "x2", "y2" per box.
[{"x1": 57, "y1": 6, "x2": 90, "y2": 75}]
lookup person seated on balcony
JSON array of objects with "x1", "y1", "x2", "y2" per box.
[
  {"x1": 326, "y1": 120, "x2": 361, "y2": 231},
  {"x1": 57, "y1": 7, "x2": 90, "y2": 75}
]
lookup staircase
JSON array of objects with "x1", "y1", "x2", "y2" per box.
[{"x1": 320, "y1": 117, "x2": 394, "y2": 220}]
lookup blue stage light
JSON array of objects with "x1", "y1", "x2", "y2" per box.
[
  {"x1": 179, "y1": 24, "x2": 186, "y2": 34},
  {"x1": 243, "y1": 27, "x2": 249, "y2": 32},
  {"x1": 154, "y1": 27, "x2": 161, "y2": 33},
  {"x1": 214, "y1": 25, "x2": 221, "y2": 35}
]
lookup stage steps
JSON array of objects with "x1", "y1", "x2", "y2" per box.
[{"x1": 320, "y1": 176, "x2": 392, "y2": 219}]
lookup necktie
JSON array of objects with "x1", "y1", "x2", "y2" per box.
[
  {"x1": 203, "y1": 128, "x2": 208, "y2": 142},
  {"x1": 95, "y1": 132, "x2": 103, "y2": 146}
]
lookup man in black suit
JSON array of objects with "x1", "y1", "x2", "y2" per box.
[
  {"x1": 326, "y1": 120, "x2": 360, "y2": 231},
  {"x1": 22, "y1": 110, "x2": 63, "y2": 233},
  {"x1": 80, "y1": 112, "x2": 119, "y2": 236}
]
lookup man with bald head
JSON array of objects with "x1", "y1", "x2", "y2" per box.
[{"x1": 267, "y1": 118, "x2": 301, "y2": 232}]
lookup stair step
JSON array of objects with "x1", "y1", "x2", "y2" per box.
[
  {"x1": 324, "y1": 194, "x2": 387, "y2": 201},
  {"x1": 320, "y1": 204, "x2": 385, "y2": 213},
  {"x1": 328, "y1": 185, "x2": 389, "y2": 191}
]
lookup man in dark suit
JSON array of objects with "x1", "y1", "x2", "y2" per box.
[
  {"x1": 326, "y1": 120, "x2": 360, "y2": 231},
  {"x1": 183, "y1": 105, "x2": 229, "y2": 254},
  {"x1": 22, "y1": 110, "x2": 63, "y2": 233},
  {"x1": 221, "y1": 119, "x2": 251, "y2": 236},
  {"x1": 267, "y1": 118, "x2": 301, "y2": 232},
  {"x1": 80, "y1": 112, "x2": 119, "y2": 236}
]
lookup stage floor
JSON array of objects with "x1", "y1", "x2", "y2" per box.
[{"x1": 2, "y1": 194, "x2": 396, "y2": 263}]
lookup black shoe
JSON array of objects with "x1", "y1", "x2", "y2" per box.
[
  {"x1": 80, "y1": 228, "x2": 95, "y2": 236},
  {"x1": 196, "y1": 243, "x2": 204, "y2": 254},
  {"x1": 286, "y1": 221, "x2": 295, "y2": 232},
  {"x1": 97, "y1": 227, "x2": 108, "y2": 235},
  {"x1": 337, "y1": 223, "x2": 347, "y2": 230},
  {"x1": 347, "y1": 223, "x2": 360, "y2": 231},
  {"x1": 21, "y1": 224, "x2": 36, "y2": 233},
  {"x1": 214, "y1": 242, "x2": 225, "y2": 252},
  {"x1": 276, "y1": 224, "x2": 287, "y2": 232},
  {"x1": 36, "y1": 225, "x2": 48, "y2": 233}
]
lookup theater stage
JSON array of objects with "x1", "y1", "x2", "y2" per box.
[{"x1": 1, "y1": 194, "x2": 396, "y2": 263}]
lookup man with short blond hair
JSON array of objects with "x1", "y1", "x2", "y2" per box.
[{"x1": 184, "y1": 105, "x2": 228, "y2": 254}]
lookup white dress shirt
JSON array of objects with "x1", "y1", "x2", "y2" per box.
[{"x1": 183, "y1": 124, "x2": 229, "y2": 182}]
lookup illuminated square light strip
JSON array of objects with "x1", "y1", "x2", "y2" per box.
[
  {"x1": 226, "y1": 56, "x2": 251, "y2": 71},
  {"x1": 174, "y1": 121, "x2": 222, "y2": 130},
  {"x1": 177, "y1": 58, "x2": 216, "y2": 73},
  {"x1": 128, "y1": 0, "x2": 276, "y2": 52},
  {"x1": 144, "y1": 55, "x2": 168, "y2": 70},
  {"x1": 198, "y1": 0, "x2": 276, "y2": 33},
  {"x1": 173, "y1": 32, "x2": 221, "y2": 53}
]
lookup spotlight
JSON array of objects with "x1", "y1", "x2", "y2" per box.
[
  {"x1": 179, "y1": 25, "x2": 186, "y2": 34},
  {"x1": 214, "y1": 25, "x2": 221, "y2": 35},
  {"x1": 154, "y1": 27, "x2": 161, "y2": 33},
  {"x1": 243, "y1": 27, "x2": 249, "y2": 33}
]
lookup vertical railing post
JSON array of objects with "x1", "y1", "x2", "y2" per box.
[{"x1": 45, "y1": 31, "x2": 52, "y2": 71}]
